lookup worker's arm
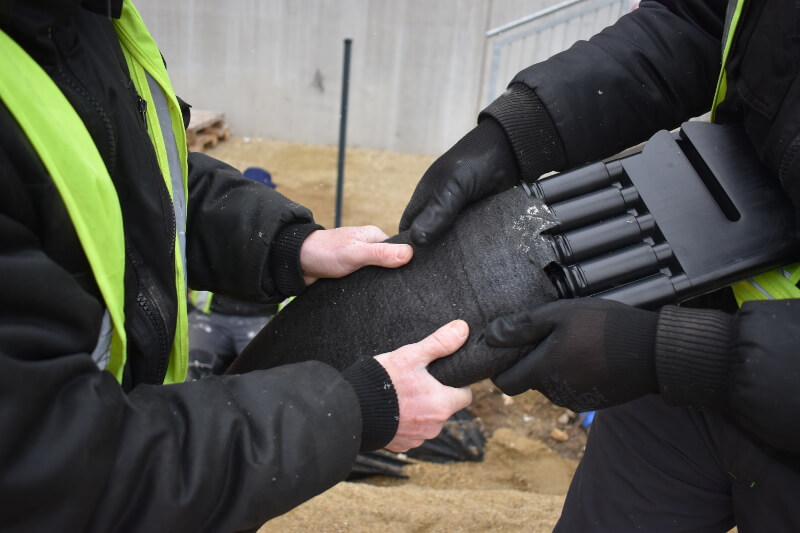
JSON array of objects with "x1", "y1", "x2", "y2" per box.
[
  {"x1": 0, "y1": 124, "x2": 463, "y2": 531},
  {"x1": 401, "y1": 0, "x2": 726, "y2": 246},
  {"x1": 499, "y1": 0, "x2": 726, "y2": 171},
  {"x1": 485, "y1": 298, "x2": 800, "y2": 455},
  {"x1": 0, "y1": 193, "x2": 351, "y2": 530},
  {"x1": 0, "y1": 195, "x2": 467, "y2": 530},
  {"x1": 185, "y1": 152, "x2": 412, "y2": 302},
  {"x1": 185, "y1": 151, "x2": 320, "y2": 301}
]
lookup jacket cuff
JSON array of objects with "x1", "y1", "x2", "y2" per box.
[
  {"x1": 478, "y1": 83, "x2": 566, "y2": 182},
  {"x1": 268, "y1": 223, "x2": 324, "y2": 297},
  {"x1": 655, "y1": 305, "x2": 736, "y2": 410},
  {"x1": 341, "y1": 357, "x2": 399, "y2": 452}
]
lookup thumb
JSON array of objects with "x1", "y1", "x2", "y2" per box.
[
  {"x1": 352, "y1": 241, "x2": 414, "y2": 269},
  {"x1": 413, "y1": 319, "x2": 470, "y2": 366},
  {"x1": 345, "y1": 225, "x2": 413, "y2": 269},
  {"x1": 485, "y1": 306, "x2": 555, "y2": 347},
  {"x1": 492, "y1": 343, "x2": 549, "y2": 396},
  {"x1": 410, "y1": 180, "x2": 469, "y2": 247}
]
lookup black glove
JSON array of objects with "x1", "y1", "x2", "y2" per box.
[
  {"x1": 399, "y1": 118, "x2": 519, "y2": 246},
  {"x1": 485, "y1": 298, "x2": 660, "y2": 412}
]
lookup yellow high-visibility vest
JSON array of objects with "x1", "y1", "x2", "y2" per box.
[
  {"x1": 711, "y1": 0, "x2": 800, "y2": 304},
  {"x1": 0, "y1": 0, "x2": 189, "y2": 383}
]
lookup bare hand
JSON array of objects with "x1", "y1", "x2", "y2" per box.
[
  {"x1": 375, "y1": 320, "x2": 473, "y2": 452},
  {"x1": 299, "y1": 226, "x2": 413, "y2": 286}
]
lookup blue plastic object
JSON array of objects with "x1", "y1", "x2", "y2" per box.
[{"x1": 243, "y1": 167, "x2": 276, "y2": 189}]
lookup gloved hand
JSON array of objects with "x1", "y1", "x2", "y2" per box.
[
  {"x1": 399, "y1": 118, "x2": 519, "y2": 246},
  {"x1": 484, "y1": 298, "x2": 660, "y2": 412}
]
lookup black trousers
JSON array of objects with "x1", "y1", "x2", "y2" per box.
[{"x1": 556, "y1": 394, "x2": 800, "y2": 532}]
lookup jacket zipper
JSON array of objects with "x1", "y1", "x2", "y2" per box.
[
  {"x1": 137, "y1": 288, "x2": 171, "y2": 383},
  {"x1": 132, "y1": 91, "x2": 178, "y2": 383},
  {"x1": 52, "y1": 28, "x2": 175, "y2": 383},
  {"x1": 51, "y1": 43, "x2": 117, "y2": 177},
  {"x1": 137, "y1": 96, "x2": 148, "y2": 127}
]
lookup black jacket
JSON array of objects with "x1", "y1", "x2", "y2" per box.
[
  {"x1": 0, "y1": 1, "x2": 394, "y2": 531},
  {"x1": 482, "y1": 0, "x2": 800, "y2": 457}
]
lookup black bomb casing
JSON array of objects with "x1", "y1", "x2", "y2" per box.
[
  {"x1": 228, "y1": 185, "x2": 559, "y2": 388},
  {"x1": 229, "y1": 122, "x2": 798, "y2": 387},
  {"x1": 537, "y1": 121, "x2": 799, "y2": 309}
]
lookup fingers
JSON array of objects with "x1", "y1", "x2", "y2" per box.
[
  {"x1": 485, "y1": 304, "x2": 556, "y2": 346},
  {"x1": 399, "y1": 153, "x2": 450, "y2": 233},
  {"x1": 299, "y1": 226, "x2": 413, "y2": 282},
  {"x1": 330, "y1": 225, "x2": 413, "y2": 269},
  {"x1": 378, "y1": 320, "x2": 472, "y2": 453},
  {"x1": 349, "y1": 224, "x2": 391, "y2": 244},
  {"x1": 412, "y1": 319, "x2": 469, "y2": 366},
  {"x1": 409, "y1": 180, "x2": 469, "y2": 247},
  {"x1": 492, "y1": 345, "x2": 547, "y2": 396},
  {"x1": 399, "y1": 192, "x2": 428, "y2": 233},
  {"x1": 386, "y1": 385, "x2": 473, "y2": 453},
  {"x1": 350, "y1": 240, "x2": 413, "y2": 270},
  {"x1": 449, "y1": 385, "x2": 473, "y2": 412}
]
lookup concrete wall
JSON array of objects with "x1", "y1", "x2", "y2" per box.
[{"x1": 135, "y1": 0, "x2": 619, "y2": 155}]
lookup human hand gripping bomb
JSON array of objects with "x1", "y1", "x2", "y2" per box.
[
  {"x1": 398, "y1": 0, "x2": 800, "y2": 530},
  {"x1": 0, "y1": 1, "x2": 472, "y2": 530},
  {"x1": 399, "y1": 118, "x2": 522, "y2": 246},
  {"x1": 485, "y1": 298, "x2": 659, "y2": 412},
  {"x1": 294, "y1": 225, "x2": 473, "y2": 453},
  {"x1": 374, "y1": 320, "x2": 473, "y2": 452}
]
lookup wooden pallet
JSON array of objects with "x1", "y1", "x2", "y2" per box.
[{"x1": 186, "y1": 110, "x2": 230, "y2": 151}]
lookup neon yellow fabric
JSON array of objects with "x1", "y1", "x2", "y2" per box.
[
  {"x1": 0, "y1": 1, "x2": 191, "y2": 384},
  {"x1": 113, "y1": 0, "x2": 189, "y2": 383},
  {"x1": 0, "y1": 29, "x2": 128, "y2": 380},
  {"x1": 711, "y1": 1, "x2": 799, "y2": 304},
  {"x1": 189, "y1": 290, "x2": 214, "y2": 314},
  {"x1": 278, "y1": 297, "x2": 295, "y2": 313},
  {"x1": 733, "y1": 263, "x2": 800, "y2": 305},
  {"x1": 711, "y1": 0, "x2": 746, "y2": 122}
]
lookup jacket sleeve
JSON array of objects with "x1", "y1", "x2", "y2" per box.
[
  {"x1": 479, "y1": 0, "x2": 800, "y2": 459},
  {"x1": 0, "y1": 148, "x2": 362, "y2": 532},
  {"x1": 185, "y1": 151, "x2": 321, "y2": 302},
  {"x1": 0, "y1": 218, "x2": 362, "y2": 531},
  {"x1": 654, "y1": 300, "x2": 800, "y2": 456},
  {"x1": 481, "y1": 0, "x2": 727, "y2": 178}
]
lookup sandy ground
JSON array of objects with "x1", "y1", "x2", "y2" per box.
[{"x1": 204, "y1": 136, "x2": 588, "y2": 532}]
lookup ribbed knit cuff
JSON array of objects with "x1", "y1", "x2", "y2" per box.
[
  {"x1": 655, "y1": 305, "x2": 736, "y2": 410},
  {"x1": 478, "y1": 83, "x2": 566, "y2": 182},
  {"x1": 268, "y1": 223, "x2": 323, "y2": 297},
  {"x1": 604, "y1": 306, "x2": 659, "y2": 393},
  {"x1": 341, "y1": 357, "x2": 399, "y2": 452}
]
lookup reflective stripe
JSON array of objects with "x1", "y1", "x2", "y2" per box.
[
  {"x1": 745, "y1": 279, "x2": 773, "y2": 300},
  {"x1": 0, "y1": 1, "x2": 190, "y2": 383},
  {"x1": 733, "y1": 262, "x2": 800, "y2": 305},
  {"x1": 92, "y1": 310, "x2": 114, "y2": 370},
  {"x1": 0, "y1": 28, "x2": 128, "y2": 378},
  {"x1": 190, "y1": 291, "x2": 214, "y2": 314},
  {"x1": 711, "y1": 1, "x2": 800, "y2": 306},
  {"x1": 113, "y1": 0, "x2": 189, "y2": 384},
  {"x1": 146, "y1": 72, "x2": 187, "y2": 280},
  {"x1": 782, "y1": 266, "x2": 800, "y2": 285},
  {"x1": 278, "y1": 297, "x2": 295, "y2": 313}
]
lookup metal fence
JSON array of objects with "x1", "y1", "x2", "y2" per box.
[{"x1": 480, "y1": 0, "x2": 633, "y2": 109}]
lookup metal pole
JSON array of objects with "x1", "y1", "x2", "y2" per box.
[{"x1": 335, "y1": 38, "x2": 352, "y2": 228}]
